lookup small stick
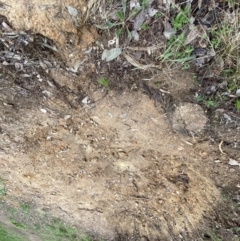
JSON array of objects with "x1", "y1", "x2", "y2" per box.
[{"x1": 219, "y1": 140, "x2": 225, "y2": 155}]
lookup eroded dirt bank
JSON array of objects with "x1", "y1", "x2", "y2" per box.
[
  {"x1": 0, "y1": 63, "x2": 239, "y2": 240},
  {"x1": 0, "y1": 0, "x2": 97, "y2": 67},
  {"x1": 0, "y1": 1, "x2": 240, "y2": 240}
]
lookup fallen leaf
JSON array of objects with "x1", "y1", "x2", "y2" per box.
[
  {"x1": 184, "y1": 27, "x2": 199, "y2": 45},
  {"x1": 162, "y1": 19, "x2": 175, "y2": 39},
  {"x1": 133, "y1": 10, "x2": 145, "y2": 30},
  {"x1": 102, "y1": 48, "x2": 122, "y2": 62},
  {"x1": 66, "y1": 6, "x2": 79, "y2": 17}
]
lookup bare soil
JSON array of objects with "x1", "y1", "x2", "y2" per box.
[
  {"x1": 0, "y1": 59, "x2": 240, "y2": 240},
  {"x1": 0, "y1": 1, "x2": 240, "y2": 240}
]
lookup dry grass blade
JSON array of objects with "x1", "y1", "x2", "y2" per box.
[
  {"x1": 126, "y1": 42, "x2": 164, "y2": 52},
  {"x1": 218, "y1": 140, "x2": 225, "y2": 155},
  {"x1": 198, "y1": 0, "x2": 203, "y2": 9},
  {"x1": 122, "y1": 52, "x2": 162, "y2": 70},
  {"x1": 86, "y1": 0, "x2": 101, "y2": 21}
]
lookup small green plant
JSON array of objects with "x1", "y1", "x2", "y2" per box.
[
  {"x1": 171, "y1": 5, "x2": 190, "y2": 30},
  {"x1": 43, "y1": 218, "x2": 79, "y2": 241},
  {"x1": 210, "y1": 24, "x2": 232, "y2": 50},
  {"x1": 227, "y1": 78, "x2": 238, "y2": 92},
  {"x1": 160, "y1": 33, "x2": 194, "y2": 63},
  {"x1": 159, "y1": 5, "x2": 193, "y2": 66},
  {"x1": 9, "y1": 219, "x2": 26, "y2": 229},
  {"x1": 210, "y1": 19, "x2": 240, "y2": 85},
  {"x1": 38, "y1": 218, "x2": 95, "y2": 241},
  {"x1": 230, "y1": 227, "x2": 240, "y2": 236},
  {"x1": 98, "y1": 77, "x2": 109, "y2": 87},
  {"x1": 205, "y1": 100, "x2": 219, "y2": 108},
  {"x1": 197, "y1": 5, "x2": 240, "y2": 111},
  {"x1": 140, "y1": 23, "x2": 149, "y2": 30},
  {"x1": 139, "y1": 0, "x2": 148, "y2": 10},
  {"x1": 196, "y1": 94, "x2": 219, "y2": 109},
  {"x1": 154, "y1": 11, "x2": 162, "y2": 19},
  {"x1": 208, "y1": 229, "x2": 221, "y2": 241},
  {"x1": 20, "y1": 202, "x2": 31, "y2": 214}
]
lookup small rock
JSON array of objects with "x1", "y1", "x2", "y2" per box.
[
  {"x1": 228, "y1": 159, "x2": 240, "y2": 166},
  {"x1": 236, "y1": 89, "x2": 240, "y2": 97},
  {"x1": 82, "y1": 96, "x2": 89, "y2": 104},
  {"x1": 171, "y1": 103, "x2": 208, "y2": 134}
]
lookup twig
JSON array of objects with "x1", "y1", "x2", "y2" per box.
[{"x1": 219, "y1": 140, "x2": 225, "y2": 155}]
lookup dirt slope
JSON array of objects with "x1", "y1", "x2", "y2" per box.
[{"x1": 1, "y1": 64, "x2": 235, "y2": 240}]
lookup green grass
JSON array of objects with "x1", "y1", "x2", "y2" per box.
[
  {"x1": 171, "y1": 5, "x2": 190, "y2": 31},
  {"x1": 9, "y1": 219, "x2": 26, "y2": 229},
  {"x1": 0, "y1": 223, "x2": 26, "y2": 241},
  {"x1": 196, "y1": 94, "x2": 220, "y2": 109},
  {"x1": 20, "y1": 202, "x2": 31, "y2": 214},
  {"x1": 39, "y1": 218, "x2": 80, "y2": 241},
  {"x1": 160, "y1": 32, "x2": 194, "y2": 64},
  {"x1": 0, "y1": 199, "x2": 94, "y2": 241},
  {"x1": 208, "y1": 9, "x2": 240, "y2": 110},
  {"x1": 0, "y1": 219, "x2": 93, "y2": 241},
  {"x1": 0, "y1": 179, "x2": 6, "y2": 196},
  {"x1": 208, "y1": 229, "x2": 222, "y2": 241},
  {"x1": 98, "y1": 77, "x2": 109, "y2": 88},
  {"x1": 159, "y1": 4, "x2": 194, "y2": 67}
]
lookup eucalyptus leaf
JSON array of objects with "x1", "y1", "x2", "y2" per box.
[
  {"x1": 102, "y1": 48, "x2": 122, "y2": 62},
  {"x1": 66, "y1": 6, "x2": 78, "y2": 17},
  {"x1": 133, "y1": 10, "x2": 145, "y2": 30}
]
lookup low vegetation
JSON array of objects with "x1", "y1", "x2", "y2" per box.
[
  {"x1": 0, "y1": 196, "x2": 94, "y2": 241},
  {"x1": 93, "y1": 0, "x2": 240, "y2": 111}
]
